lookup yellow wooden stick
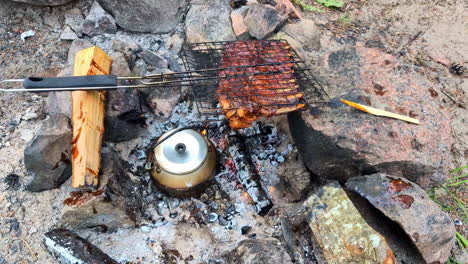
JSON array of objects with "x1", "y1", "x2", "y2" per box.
[
  {"x1": 71, "y1": 46, "x2": 112, "y2": 188},
  {"x1": 340, "y1": 99, "x2": 420, "y2": 125}
]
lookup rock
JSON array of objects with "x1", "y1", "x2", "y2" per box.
[
  {"x1": 110, "y1": 51, "x2": 131, "y2": 76},
  {"x1": 141, "y1": 78, "x2": 181, "y2": 119},
  {"x1": 97, "y1": 0, "x2": 189, "y2": 33},
  {"x1": 304, "y1": 182, "x2": 395, "y2": 264},
  {"x1": 24, "y1": 114, "x2": 72, "y2": 192},
  {"x1": 44, "y1": 229, "x2": 118, "y2": 264},
  {"x1": 241, "y1": 225, "x2": 251, "y2": 235},
  {"x1": 166, "y1": 32, "x2": 184, "y2": 53},
  {"x1": 65, "y1": 8, "x2": 84, "y2": 37},
  {"x1": 346, "y1": 173, "x2": 455, "y2": 263},
  {"x1": 141, "y1": 50, "x2": 168, "y2": 69},
  {"x1": 82, "y1": 1, "x2": 117, "y2": 37},
  {"x1": 104, "y1": 52, "x2": 146, "y2": 142},
  {"x1": 186, "y1": 1, "x2": 236, "y2": 43},
  {"x1": 61, "y1": 189, "x2": 135, "y2": 231},
  {"x1": 11, "y1": 0, "x2": 73, "y2": 6},
  {"x1": 60, "y1": 26, "x2": 78, "y2": 40},
  {"x1": 282, "y1": 19, "x2": 320, "y2": 51},
  {"x1": 67, "y1": 39, "x2": 94, "y2": 65},
  {"x1": 230, "y1": 0, "x2": 247, "y2": 8},
  {"x1": 227, "y1": 239, "x2": 292, "y2": 264},
  {"x1": 260, "y1": 0, "x2": 301, "y2": 19},
  {"x1": 102, "y1": 149, "x2": 143, "y2": 223},
  {"x1": 231, "y1": 6, "x2": 251, "y2": 40},
  {"x1": 46, "y1": 67, "x2": 72, "y2": 117},
  {"x1": 288, "y1": 47, "x2": 452, "y2": 187},
  {"x1": 244, "y1": 4, "x2": 286, "y2": 39},
  {"x1": 275, "y1": 149, "x2": 311, "y2": 202},
  {"x1": 111, "y1": 39, "x2": 139, "y2": 64},
  {"x1": 104, "y1": 87, "x2": 146, "y2": 142}
]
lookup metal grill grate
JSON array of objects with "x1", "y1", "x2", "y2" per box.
[{"x1": 180, "y1": 40, "x2": 329, "y2": 115}]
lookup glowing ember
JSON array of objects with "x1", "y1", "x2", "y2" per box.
[{"x1": 269, "y1": 186, "x2": 275, "y2": 193}]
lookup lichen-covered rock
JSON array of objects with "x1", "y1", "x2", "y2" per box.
[
  {"x1": 97, "y1": 0, "x2": 188, "y2": 33},
  {"x1": 24, "y1": 114, "x2": 72, "y2": 192},
  {"x1": 82, "y1": 1, "x2": 117, "y2": 36},
  {"x1": 244, "y1": 4, "x2": 286, "y2": 39},
  {"x1": 185, "y1": 1, "x2": 236, "y2": 43},
  {"x1": 346, "y1": 173, "x2": 455, "y2": 264},
  {"x1": 304, "y1": 182, "x2": 395, "y2": 264},
  {"x1": 288, "y1": 47, "x2": 452, "y2": 187}
]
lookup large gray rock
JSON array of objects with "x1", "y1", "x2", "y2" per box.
[
  {"x1": 82, "y1": 1, "x2": 117, "y2": 36},
  {"x1": 288, "y1": 47, "x2": 452, "y2": 188},
  {"x1": 11, "y1": 0, "x2": 74, "y2": 6},
  {"x1": 346, "y1": 173, "x2": 455, "y2": 264},
  {"x1": 185, "y1": 1, "x2": 236, "y2": 43},
  {"x1": 244, "y1": 4, "x2": 286, "y2": 39},
  {"x1": 24, "y1": 113, "x2": 72, "y2": 192},
  {"x1": 304, "y1": 182, "x2": 395, "y2": 264},
  {"x1": 97, "y1": 0, "x2": 189, "y2": 33}
]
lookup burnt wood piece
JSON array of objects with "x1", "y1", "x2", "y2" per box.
[
  {"x1": 44, "y1": 229, "x2": 118, "y2": 264},
  {"x1": 227, "y1": 133, "x2": 273, "y2": 215}
]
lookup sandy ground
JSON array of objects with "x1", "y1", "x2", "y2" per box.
[{"x1": 0, "y1": 0, "x2": 466, "y2": 263}]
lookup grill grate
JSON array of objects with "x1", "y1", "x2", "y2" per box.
[{"x1": 180, "y1": 40, "x2": 329, "y2": 115}]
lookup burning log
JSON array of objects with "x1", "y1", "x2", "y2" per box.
[
  {"x1": 71, "y1": 46, "x2": 112, "y2": 188},
  {"x1": 227, "y1": 133, "x2": 273, "y2": 215},
  {"x1": 44, "y1": 229, "x2": 118, "y2": 264}
]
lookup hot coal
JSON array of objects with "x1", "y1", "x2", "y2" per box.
[{"x1": 227, "y1": 133, "x2": 273, "y2": 216}]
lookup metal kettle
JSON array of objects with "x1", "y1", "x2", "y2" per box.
[{"x1": 147, "y1": 128, "x2": 216, "y2": 196}]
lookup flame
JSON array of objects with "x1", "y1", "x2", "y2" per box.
[
  {"x1": 269, "y1": 186, "x2": 275, "y2": 193},
  {"x1": 242, "y1": 192, "x2": 254, "y2": 204},
  {"x1": 201, "y1": 129, "x2": 207, "y2": 136}
]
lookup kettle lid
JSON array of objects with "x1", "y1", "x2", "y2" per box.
[{"x1": 153, "y1": 129, "x2": 209, "y2": 175}]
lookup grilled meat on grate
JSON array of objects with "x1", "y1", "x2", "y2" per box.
[{"x1": 217, "y1": 41, "x2": 305, "y2": 129}]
